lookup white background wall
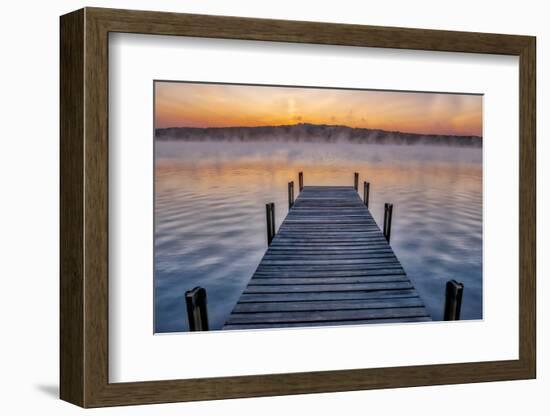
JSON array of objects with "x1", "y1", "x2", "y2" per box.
[{"x1": 0, "y1": 0, "x2": 545, "y2": 414}]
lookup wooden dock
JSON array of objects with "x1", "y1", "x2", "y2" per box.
[{"x1": 223, "y1": 184, "x2": 431, "y2": 330}]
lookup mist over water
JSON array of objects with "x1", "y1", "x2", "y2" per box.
[{"x1": 155, "y1": 139, "x2": 482, "y2": 332}]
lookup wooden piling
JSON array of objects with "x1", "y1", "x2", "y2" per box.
[
  {"x1": 364, "y1": 181, "x2": 370, "y2": 207},
  {"x1": 185, "y1": 287, "x2": 209, "y2": 331},
  {"x1": 444, "y1": 280, "x2": 464, "y2": 321},
  {"x1": 354, "y1": 172, "x2": 359, "y2": 191},
  {"x1": 298, "y1": 172, "x2": 304, "y2": 191},
  {"x1": 383, "y1": 203, "x2": 393, "y2": 242},
  {"x1": 266, "y1": 202, "x2": 275, "y2": 245},
  {"x1": 288, "y1": 181, "x2": 295, "y2": 209}
]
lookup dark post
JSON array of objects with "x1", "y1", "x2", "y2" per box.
[
  {"x1": 288, "y1": 181, "x2": 295, "y2": 209},
  {"x1": 383, "y1": 203, "x2": 393, "y2": 242},
  {"x1": 266, "y1": 202, "x2": 275, "y2": 245},
  {"x1": 185, "y1": 287, "x2": 209, "y2": 331},
  {"x1": 270, "y1": 202, "x2": 275, "y2": 242},
  {"x1": 298, "y1": 171, "x2": 304, "y2": 191},
  {"x1": 266, "y1": 203, "x2": 272, "y2": 245},
  {"x1": 354, "y1": 172, "x2": 359, "y2": 191},
  {"x1": 363, "y1": 181, "x2": 370, "y2": 208},
  {"x1": 444, "y1": 280, "x2": 464, "y2": 321}
]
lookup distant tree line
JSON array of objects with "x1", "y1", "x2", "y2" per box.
[{"x1": 155, "y1": 123, "x2": 482, "y2": 147}]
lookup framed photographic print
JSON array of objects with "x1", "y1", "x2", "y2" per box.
[{"x1": 60, "y1": 7, "x2": 536, "y2": 407}]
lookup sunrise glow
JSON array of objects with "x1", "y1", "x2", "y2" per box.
[{"x1": 155, "y1": 82, "x2": 482, "y2": 137}]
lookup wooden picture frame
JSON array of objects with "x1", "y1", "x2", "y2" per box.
[{"x1": 60, "y1": 7, "x2": 536, "y2": 408}]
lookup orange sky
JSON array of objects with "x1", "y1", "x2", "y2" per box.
[{"x1": 155, "y1": 82, "x2": 482, "y2": 137}]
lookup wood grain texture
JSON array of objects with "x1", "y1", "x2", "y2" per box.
[
  {"x1": 59, "y1": 7, "x2": 536, "y2": 407},
  {"x1": 224, "y1": 187, "x2": 430, "y2": 330},
  {"x1": 518, "y1": 37, "x2": 537, "y2": 376},
  {"x1": 59, "y1": 9, "x2": 84, "y2": 406}
]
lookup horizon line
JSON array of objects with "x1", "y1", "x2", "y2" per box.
[{"x1": 155, "y1": 122, "x2": 483, "y2": 139}]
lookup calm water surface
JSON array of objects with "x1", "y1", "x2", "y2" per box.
[{"x1": 155, "y1": 140, "x2": 482, "y2": 332}]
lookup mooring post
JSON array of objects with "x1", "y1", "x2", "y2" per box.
[
  {"x1": 444, "y1": 280, "x2": 464, "y2": 321},
  {"x1": 266, "y1": 202, "x2": 275, "y2": 245},
  {"x1": 383, "y1": 203, "x2": 393, "y2": 242},
  {"x1": 354, "y1": 172, "x2": 359, "y2": 191},
  {"x1": 364, "y1": 181, "x2": 370, "y2": 207},
  {"x1": 288, "y1": 181, "x2": 295, "y2": 209},
  {"x1": 270, "y1": 202, "x2": 275, "y2": 243},
  {"x1": 185, "y1": 286, "x2": 209, "y2": 331},
  {"x1": 298, "y1": 171, "x2": 304, "y2": 191}
]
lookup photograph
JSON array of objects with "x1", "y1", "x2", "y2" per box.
[{"x1": 153, "y1": 81, "x2": 483, "y2": 333}]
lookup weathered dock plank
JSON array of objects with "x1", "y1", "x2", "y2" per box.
[
  {"x1": 223, "y1": 317, "x2": 431, "y2": 330},
  {"x1": 226, "y1": 308, "x2": 429, "y2": 325},
  {"x1": 232, "y1": 297, "x2": 425, "y2": 313},
  {"x1": 223, "y1": 185, "x2": 431, "y2": 330}
]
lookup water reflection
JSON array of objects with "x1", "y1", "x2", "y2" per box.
[{"x1": 155, "y1": 140, "x2": 482, "y2": 332}]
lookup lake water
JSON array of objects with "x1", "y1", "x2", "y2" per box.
[{"x1": 154, "y1": 140, "x2": 482, "y2": 332}]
